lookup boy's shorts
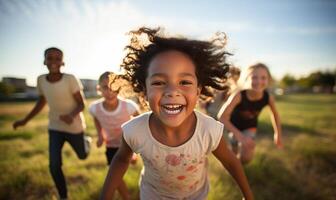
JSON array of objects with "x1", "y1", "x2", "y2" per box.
[
  {"x1": 105, "y1": 147, "x2": 119, "y2": 165},
  {"x1": 228, "y1": 129, "x2": 256, "y2": 148}
]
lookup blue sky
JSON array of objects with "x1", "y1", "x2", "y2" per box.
[{"x1": 1, "y1": 0, "x2": 335, "y2": 86}]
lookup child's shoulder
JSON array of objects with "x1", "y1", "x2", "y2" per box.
[
  {"x1": 195, "y1": 110, "x2": 223, "y2": 129},
  {"x1": 89, "y1": 98, "x2": 104, "y2": 107},
  {"x1": 62, "y1": 73, "x2": 77, "y2": 80},
  {"x1": 37, "y1": 74, "x2": 48, "y2": 80},
  {"x1": 122, "y1": 112, "x2": 150, "y2": 128},
  {"x1": 119, "y1": 97, "x2": 137, "y2": 104}
]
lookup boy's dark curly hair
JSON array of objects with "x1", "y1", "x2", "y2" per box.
[{"x1": 121, "y1": 27, "x2": 231, "y2": 102}]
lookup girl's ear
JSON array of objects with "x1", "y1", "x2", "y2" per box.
[
  {"x1": 96, "y1": 85, "x2": 102, "y2": 95},
  {"x1": 197, "y1": 87, "x2": 201, "y2": 96}
]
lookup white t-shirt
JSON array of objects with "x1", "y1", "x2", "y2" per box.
[
  {"x1": 37, "y1": 73, "x2": 86, "y2": 133},
  {"x1": 89, "y1": 97, "x2": 139, "y2": 147},
  {"x1": 122, "y1": 110, "x2": 223, "y2": 199}
]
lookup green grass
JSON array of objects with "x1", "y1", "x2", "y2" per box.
[{"x1": 0, "y1": 94, "x2": 336, "y2": 199}]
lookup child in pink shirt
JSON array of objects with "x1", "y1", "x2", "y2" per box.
[{"x1": 89, "y1": 72, "x2": 139, "y2": 200}]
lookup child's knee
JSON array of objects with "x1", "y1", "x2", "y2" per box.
[
  {"x1": 240, "y1": 146, "x2": 255, "y2": 164},
  {"x1": 241, "y1": 156, "x2": 253, "y2": 165}
]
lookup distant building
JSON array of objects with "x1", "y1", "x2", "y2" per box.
[
  {"x1": 2, "y1": 77, "x2": 27, "y2": 92},
  {"x1": 80, "y1": 79, "x2": 98, "y2": 98},
  {"x1": 1, "y1": 77, "x2": 99, "y2": 100}
]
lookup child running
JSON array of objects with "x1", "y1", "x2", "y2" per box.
[
  {"x1": 89, "y1": 71, "x2": 140, "y2": 200},
  {"x1": 12, "y1": 47, "x2": 91, "y2": 200},
  {"x1": 218, "y1": 63, "x2": 283, "y2": 164},
  {"x1": 100, "y1": 27, "x2": 253, "y2": 200}
]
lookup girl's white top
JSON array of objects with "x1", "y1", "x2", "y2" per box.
[
  {"x1": 89, "y1": 97, "x2": 139, "y2": 147},
  {"x1": 122, "y1": 110, "x2": 223, "y2": 199}
]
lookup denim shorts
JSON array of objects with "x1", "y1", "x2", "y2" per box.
[{"x1": 228, "y1": 129, "x2": 256, "y2": 147}]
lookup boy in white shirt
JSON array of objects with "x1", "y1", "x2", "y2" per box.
[{"x1": 13, "y1": 47, "x2": 91, "y2": 200}]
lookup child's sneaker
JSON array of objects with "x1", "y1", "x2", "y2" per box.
[{"x1": 84, "y1": 135, "x2": 92, "y2": 154}]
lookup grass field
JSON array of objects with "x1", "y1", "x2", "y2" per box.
[{"x1": 0, "y1": 94, "x2": 335, "y2": 200}]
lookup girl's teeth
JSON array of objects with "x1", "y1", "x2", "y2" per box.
[{"x1": 162, "y1": 105, "x2": 183, "y2": 114}]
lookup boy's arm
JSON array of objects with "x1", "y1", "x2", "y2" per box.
[
  {"x1": 59, "y1": 91, "x2": 85, "y2": 124},
  {"x1": 213, "y1": 137, "x2": 254, "y2": 200},
  {"x1": 100, "y1": 136, "x2": 133, "y2": 200},
  {"x1": 93, "y1": 117, "x2": 104, "y2": 147},
  {"x1": 13, "y1": 96, "x2": 46, "y2": 129},
  {"x1": 268, "y1": 95, "x2": 283, "y2": 148},
  {"x1": 218, "y1": 93, "x2": 254, "y2": 147}
]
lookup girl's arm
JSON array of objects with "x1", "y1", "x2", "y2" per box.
[
  {"x1": 100, "y1": 136, "x2": 133, "y2": 200},
  {"x1": 13, "y1": 96, "x2": 46, "y2": 129},
  {"x1": 213, "y1": 137, "x2": 254, "y2": 200},
  {"x1": 59, "y1": 91, "x2": 85, "y2": 124},
  {"x1": 93, "y1": 117, "x2": 104, "y2": 147},
  {"x1": 268, "y1": 95, "x2": 283, "y2": 148},
  {"x1": 218, "y1": 93, "x2": 253, "y2": 147}
]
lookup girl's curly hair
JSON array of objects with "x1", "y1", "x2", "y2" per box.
[{"x1": 121, "y1": 27, "x2": 232, "y2": 104}]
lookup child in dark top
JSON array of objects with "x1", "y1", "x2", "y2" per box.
[{"x1": 218, "y1": 63, "x2": 283, "y2": 164}]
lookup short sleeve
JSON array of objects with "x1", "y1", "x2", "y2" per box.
[
  {"x1": 126, "y1": 100, "x2": 140, "y2": 115},
  {"x1": 209, "y1": 121, "x2": 224, "y2": 152},
  {"x1": 197, "y1": 111, "x2": 224, "y2": 154},
  {"x1": 88, "y1": 102, "x2": 97, "y2": 117},
  {"x1": 68, "y1": 74, "x2": 83, "y2": 94},
  {"x1": 36, "y1": 75, "x2": 43, "y2": 96},
  {"x1": 122, "y1": 121, "x2": 138, "y2": 153},
  {"x1": 122, "y1": 113, "x2": 150, "y2": 153}
]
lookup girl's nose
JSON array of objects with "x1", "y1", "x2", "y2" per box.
[{"x1": 164, "y1": 84, "x2": 181, "y2": 97}]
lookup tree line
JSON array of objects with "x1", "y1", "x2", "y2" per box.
[{"x1": 279, "y1": 69, "x2": 336, "y2": 93}]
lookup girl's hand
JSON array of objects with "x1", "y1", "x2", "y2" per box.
[
  {"x1": 130, "y1": 153, "x2": 137, "y2": 165},
  {"x1": 241, "y1": 135, "x2": 255, "y2": 149},
  {"x1": 97, "y1": 136, "x2": 104, "y2": 147},
  {"x1": 274, "y1": 134, "x2": 283, "y2": 149},
  {"x1": 13, "y1": 119, "x2": 27, "y2": 130},
  {"x1": 59, "y1": 114, "x2": 74, "y2": 125}
]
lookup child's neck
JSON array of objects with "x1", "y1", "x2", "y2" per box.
[
  {"x1": 246, "y1": 89, "x2": 263, "y2": 100},
  {"x1": 149, "y1": 112, "x2": 197, "y2": 147},
  {"x1": 103, "y1": 99, "x2": 119, "y2": 111},
  {"x1": 47, "y1": 73, "x2": 63, "y2": 83}
]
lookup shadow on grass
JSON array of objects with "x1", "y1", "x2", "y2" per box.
[
  {"x1": 0, "y1": 130, "x2": 33, "y2": 140},
  {"x1": 19, "y1": 149, "x2": 46, "y2": 158},
  {"x1": 0, "y1": 114, "x2": 17, "y2": 122},
  {"x1": 257, "y1": 121, "x2": 321, "y2": 138}
]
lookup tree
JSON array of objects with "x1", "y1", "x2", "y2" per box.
[
  {"x1": 280, "y1": 74, "x2": 296, "y2": 88},
  {"x1": 0, "y1": 82, "x2": 15, "y2": 96}
]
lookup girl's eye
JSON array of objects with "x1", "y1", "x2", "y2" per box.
[
  {"x1": 180, "y1": 80, "x2": 193, "y2": 85},
  {"x1": 151, "y1": 81, "x2": 165, "y2": 86}
]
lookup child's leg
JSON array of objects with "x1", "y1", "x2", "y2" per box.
[
  {"x1": 239, "y1": 130, "x2": 256, "y2": 164},
  {"x1": 117, "y1": 180, "x2": 130, "y2": 200},
  {"x1": 228, "y1": 132, "x2": 239, "y2": 154},
  {"x1": 49, "y1": 130, "x2": 67, "y2": 199},
  {"x1": 240, "y1": 142, "x2": 255, "y2": 164},
  {"x1": 106, "y1": 148, "x2": 130, "y2": 200},
  {"x1": 66, "y1": 132, "x2": 91, "y2": 159}
]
